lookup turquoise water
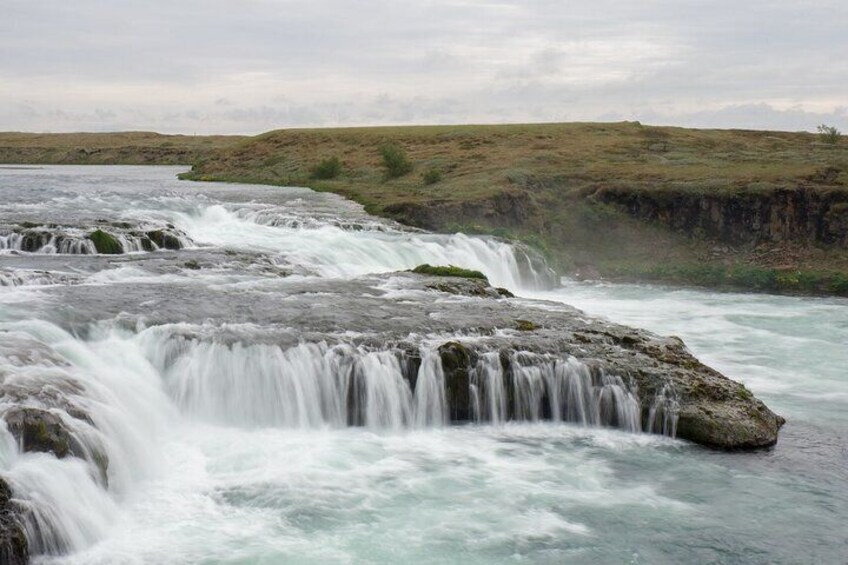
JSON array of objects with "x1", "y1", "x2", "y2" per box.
[{"x1": 0, "y1": 166, "x2": 845, "y2": 564}]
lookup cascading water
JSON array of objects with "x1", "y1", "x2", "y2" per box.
[
  {"x1": 166, "y1": 203, "x2": 555, "y2": 288},
  {"x1": 134, "y1": 325, "x2": 651, "y2": 432},
  {"x1": 0, "y1": 226, "x2": 191, "y2": 255},
  {"x1": 0, "y1": 166, "x2": 564, "y2": 561},
  {"x1": 0, "y1": 166, "x2": 843, "y2": 564}
]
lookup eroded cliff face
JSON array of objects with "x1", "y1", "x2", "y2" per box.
[
  {"x1": 382, "y1": 189, "x2": 541, "y2": 233},
  {"x1": 594, "y1": 183, "x2": 848, "y2": 247}
]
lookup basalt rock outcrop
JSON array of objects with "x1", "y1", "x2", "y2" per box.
[{"x1": 594, "y1": 183, "x2": 848, "y2": 247}]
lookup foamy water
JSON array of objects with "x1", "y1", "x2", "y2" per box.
[{"x1": 0, "y1": 166, "x2": 844, "y2": 564}]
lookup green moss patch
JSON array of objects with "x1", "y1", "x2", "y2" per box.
[
  {"x1": 88, "y1": 229, "x2": 123, "y2": 254},
  {"x1": 515, "y1": 319, "x2": 537, "y2": 331},
  {"x1": 411, "y1": 264, "x2": 488, "y2": 281}
]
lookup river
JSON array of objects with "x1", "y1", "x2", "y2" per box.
[{"x1": 1, "y1": 166, "x2": 845, "y2": 564}]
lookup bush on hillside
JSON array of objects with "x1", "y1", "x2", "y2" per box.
[
  {"x1": 380, "y1": 144, "x2": 413, "y2": 179},
  {"x1": 817, "y1": 124, "x2": 841, "y2": 145},
  {"x1": 422, "y1": 167, "x2": 442, "y2": 185},
  {"x1": 310, "y1": 156, "x2": 342, "y2": 179}
]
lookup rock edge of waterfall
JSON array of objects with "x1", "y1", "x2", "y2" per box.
[{"x1": 412, "y1": 274, "x2": 785, "y2": 450}]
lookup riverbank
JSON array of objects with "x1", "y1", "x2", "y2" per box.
[{"x1": 4, "y1": 123, "x2": 847, "y2": 295}]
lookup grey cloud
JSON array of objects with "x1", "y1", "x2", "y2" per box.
[{"x1": 1, "y1": 0, "x2": 846, "y2": 133}]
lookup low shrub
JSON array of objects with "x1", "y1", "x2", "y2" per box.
[
  {"x1": 422, "y1": 167, "x2": 442, "y2": 185},
  {"x1": 380, "y1": 144, "x2": 413, "y2": 179},
  {"x1": 310, "y1": 156, "x2": 342, "y2": 179}
]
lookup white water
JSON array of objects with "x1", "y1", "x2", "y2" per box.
[{"x1": 0, "y1": 166, "x2": 845, "y2": 564}]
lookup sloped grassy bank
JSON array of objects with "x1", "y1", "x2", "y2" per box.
[{"x1": 177, "y1": 122, "x2": 848, "y2": 295}]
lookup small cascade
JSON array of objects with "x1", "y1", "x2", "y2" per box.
[
  {"x1": 40, "y1": 235, "x2": 97, "y2": 255},
  {"x1": 0, "y1": 225, "x2": 191, "y2": 255},
  {"x1": 646, "y1": 384, "x2": 680, "y2": 437},
  {"x1": 0, "y1": 270, "x2": 24, "y2": 286},
  {"x1": 0, "y1": 269, "x2": 81, "y2": 287},
  {"x1": 0, "y1": 322, "x2": 177, "y2": 558},
  {"x1": 0, "y1": 233, "x2": 25, "y2": 252},
  {"x1": 472, "y1": 352, "x2": 642, "y2": 432},
  {"x1": 231, "y1": 207, "x2": 395, "y2": 233},
  {"x1": 1, "y1": 230, "x2": 97, "y2": 255},
  {"x1": 139, "y1": 331, "x2": 443, "y2": 429},
  {"x1": 177, "y1": 204, "x2": 557, "y2": 290}
]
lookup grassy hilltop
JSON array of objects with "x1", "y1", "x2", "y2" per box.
[{"x1": 3, "y1": 123, "x2": 848, "y2": 295}]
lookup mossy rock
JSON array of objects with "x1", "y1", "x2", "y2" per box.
[
  {"x1": 438, "y1": 342, "x2": 477, "y2": 421},
  {"x1": 2, "y1": 407, "x2": 109, "y2": 484},
  {"x1": 411, "y1": 264, "x2": 488, "y2": 281},
  {"x1": 3, "y1": 407, "x2": 82, "y2": 459},
  {"x1": 88, "y1": 229, "x2": 123, "y2": 254},
  {"x1": 515, "y1": 319, "x2": 536, "y2": 331},
  {"x1": 146, "y1": 230, "x2": 182, "y2": 250}
]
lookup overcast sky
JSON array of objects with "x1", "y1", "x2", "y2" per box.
[{"x1": 2, "y1": 0, "x2": 846, "y2": 134}]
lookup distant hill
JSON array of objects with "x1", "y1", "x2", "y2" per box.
[{"x1": 0, "y1": 131, "x2": 244, "y2": 165}]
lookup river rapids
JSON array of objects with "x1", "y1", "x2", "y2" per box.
[{"x1": 0, "y1": 166, "x2": 845, "y2": 564}]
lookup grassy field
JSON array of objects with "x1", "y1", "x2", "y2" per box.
[
  {"x1": 0, "y1": 131, "x2": 244, "y2": 165},
  {"x1": 3, "y1": 123, "x2": 847, "y2": 295},
  {"x1": 177, "y1": 122, "x2": 848, "y2": 295}
]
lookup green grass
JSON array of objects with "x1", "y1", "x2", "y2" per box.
[
  {"x1": 602, "y1": 262, "x2": 848, "y2": 296},
  {"x1": 422, "y1": 167, "x2": 442, "y2": 185},
  {"x1": 380, "y1": 143, "x2": 413, "y2": 179},
  {"x1": 411, "y1": 264, "x2": 488, "y2": 281}
]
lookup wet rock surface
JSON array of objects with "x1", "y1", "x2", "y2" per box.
[
  {"x1": 0, "y1": 479, "x2": 27, "y2": 565},
  {"x1": 2, "y1": 408, "x2": 86, "y2": 460}
]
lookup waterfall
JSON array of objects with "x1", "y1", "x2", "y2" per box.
[
  {"x1": 0, "y1": 322, "x2": 177, "y2": 556},
  {"x1": 646, "y1": 384, "x2": 680, "y2": 437},
  {"x1": 471, "y1": 352, "x2": 643, "y2": 432},
  {"x1": 0, "y1": 227, "x2": 191, "y2": 255},
  {"x1": 172, "y1": 204, "x2": 558, "y2": 290},
  {"x1": 130, "y1": 325, "x2": 652, "y2": 435}
]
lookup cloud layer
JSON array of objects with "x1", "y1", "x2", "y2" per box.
[{"x1": 2, "y1": 0, "x2": 846, "y2": 133}]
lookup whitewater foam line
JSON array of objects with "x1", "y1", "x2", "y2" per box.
[{"x1": 170, "y1": 204, "x2": 556, "y2": 290}]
